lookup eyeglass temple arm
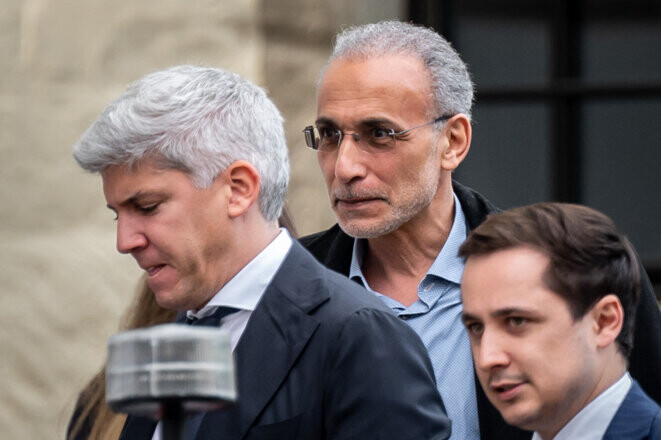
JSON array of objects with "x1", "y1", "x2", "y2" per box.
[{"x1": 395, "y1": 114, "x2": 454, "y2": 136}]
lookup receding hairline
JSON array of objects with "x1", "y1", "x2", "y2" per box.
[
  {"x1": 319, "y1": 49, "x2": 431, "y2": 88},
  {"x1": 317, "y1": 52, "x2": 437, "y2": 118}
]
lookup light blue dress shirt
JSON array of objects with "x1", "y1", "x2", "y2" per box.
[{"x1": 349, "y1": 194, "x2": 480, "y2": 440}]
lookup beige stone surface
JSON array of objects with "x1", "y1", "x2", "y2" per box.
[
  {"x1": 0, "y1": 0, "x2": 403, "y2": 437},
  {"x1": 0, "y1": 2, "x2": 265, "y2": 436}
]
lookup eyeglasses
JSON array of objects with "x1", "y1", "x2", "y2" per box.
[{"x1": 303, "y1": 115, "x2": 453, "y2": 154}]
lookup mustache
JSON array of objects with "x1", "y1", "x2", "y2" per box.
[{"x1": 331, "y1": 186, "x2": 388, "y2": 203}]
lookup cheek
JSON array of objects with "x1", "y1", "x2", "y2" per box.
[
  {"x1": 522, "y1": 332, "x2": 586, "y2": 389},
  {"x1": 387, "y1": 152, "x2": 424, "y2": 183},
  {"x1": 317, "y1": 153, "x2": 337, "y2": 185},
  {"x1": 162, "y1": 217, "x2": 211, "y2": 262},
  {"x1": 473, "y1": 349, "x2": 490, "y2": 384}
]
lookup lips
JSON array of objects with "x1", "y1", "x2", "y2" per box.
[
  {"x1": 490, "y1": 381, "x2": 526, "y2": 401},
  {"x1": 146, "y1": 264, "x2": 165, "y2": 276},
  {"x1": 332, "y1": 187, "x2": 387, "y2": 207},
  {"x1": 336, "y1": 198, "x2": 379, "y2": 206},
  {"x1": 136, "y1": 258, "x2": 167, "y2": 277}
]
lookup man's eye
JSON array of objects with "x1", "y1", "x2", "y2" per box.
[
  {"x1": 506, "y1": 317, "x2": 527, "y2": 328},
  {"x1": 318, "y1": 127, "x2": 339, "y2": 139},
  {"x1": 370, "y1": 127, "x2": 392, "y2": 139},
  {"x1": 466, "y1": 322, "x2": 484, "y2": 336},
  {"x1": 138, "y1": 204, "x2": 159, "y2": 214}
]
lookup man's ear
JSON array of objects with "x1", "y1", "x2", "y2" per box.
[
  {"x1": 440, "y1": 113, "x2": 472, "y2": 171},
  {"x1": 590, "y1": 294, "x2": 624, "y2": 349},
  {"x1": 223, "y1": 160, "x2": 261, "y2": 218}
]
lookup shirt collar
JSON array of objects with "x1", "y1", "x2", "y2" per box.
[
  {"x1": 349, "y1": 192, "x2": 467, "y2": 288},
  {"x1": 532, "y1": 372, "x2": 632, "y2": 440},
  {"x1": 427, "y1": 192, "x2": 467, "y2": 285},
  {"x1": 187, "y1": 228, "x2": 293, "y2": 321}
]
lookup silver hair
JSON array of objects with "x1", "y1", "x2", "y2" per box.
[
  {"x1": 73, "y1": 65, "x2": 289, "y2": 221},
  {"x1": 321, "y1": 20, "x2": 474, "y2": 120}
]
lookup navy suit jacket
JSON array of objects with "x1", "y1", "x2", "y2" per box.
[
  {"x1": 119, "y1": 241, "x2": 451, "y2": 440},
  {"x1": 300, "y1": 180, "x2": 661, "y2": 440},
  {"x1": 603, "y1": 380, "x2": 661, "y2": 440}
]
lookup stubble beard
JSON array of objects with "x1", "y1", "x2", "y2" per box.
[{"x1": 337, "y1": 163, "x2": 440, "y2": 239}]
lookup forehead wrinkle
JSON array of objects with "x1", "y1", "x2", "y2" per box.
[{"x1": 317, "y1": 97, "x2": 423, "y2": 131}]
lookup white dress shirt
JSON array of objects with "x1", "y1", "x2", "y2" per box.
[
  {"x1": 184, "y1": 228, "x2": 292, "y2": 350},
  {"x1": 532, "y1": 372, "x2": 632, "y2": 440},
  {"x1": 152, "y1": 228, "x2": 292, "y2": 440}
]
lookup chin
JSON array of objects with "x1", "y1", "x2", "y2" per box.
[
  {"x1": 152, "y1": 289, "x2": 185, "y2": 312},
  {"x1": 338, "y1": 217, "x2": 401, "y2": 239},
  {"x1": 499, "y1": 405, "x2": 541, "y2": 432}
]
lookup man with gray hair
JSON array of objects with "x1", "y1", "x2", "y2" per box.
[
  {"x1": 300, "y1": 20, "x2": 661, "y2": 440},
  {"x1": 73, "y1": 65, "x2": 451, "y2": 440}
]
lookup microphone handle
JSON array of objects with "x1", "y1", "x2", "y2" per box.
[{"x1": 162, "y1": 402, "x2": 185, "y2": 440}]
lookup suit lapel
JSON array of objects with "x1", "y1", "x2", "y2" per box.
[
  {"x1": 604, "y1": 380, "x2": 659, "y2": 439},
  {"x1": 198, "y1": 243, "x2": 328, "y2": 440},
  {"x1": 118, "y1": 415, "x2": 157, "y2": 440}
]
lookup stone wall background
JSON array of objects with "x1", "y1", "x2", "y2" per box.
[{"x1": 0, "y1": 1, "x2": 403, "y2": 438}]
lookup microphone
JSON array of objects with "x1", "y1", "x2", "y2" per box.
[{"x1": 106, "y1": 324, "x2": 236, "y2": 440}]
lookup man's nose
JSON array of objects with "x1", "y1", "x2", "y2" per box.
[
  {"x1": 334, "y1": 132, "x2": 367, "y2": 183},
  {"x1": 116, "y1": 216, "x2": 148, "y2": 254},
  {"x1": 475, "y1": 330, "x2": 510, "y2": 371}
]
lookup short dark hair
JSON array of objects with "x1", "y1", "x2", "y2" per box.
[{"x1": 459, "y1": 203, "x2": 641, "y2": 357}]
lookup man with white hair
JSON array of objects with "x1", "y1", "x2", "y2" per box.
[
  {"x1": 73, "y1": 65, "x2": 451, "y2": 440},
  {"x1": 300, "y1": 20, "x2": 661, "y2": 440}
]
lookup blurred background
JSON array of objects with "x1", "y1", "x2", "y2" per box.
[{"x1": 1, "y1": 0, "x2": 659, "y2": 438}]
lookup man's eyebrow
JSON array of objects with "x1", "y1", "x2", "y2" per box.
[
  {"x1": 360, "y1": 117, "x2": 396, "y2": 126},
  {"x1": 314, "y1": 116, "x2": 396, "y2": 127},
  {"x1": 491, "y1": 307, "x2": 536, "y2": 318},
  {"x1": 106, "y1": 190, "x2": 153, "y2": 210},
  {"x1": 314, "y1": 116, "x2": 336, "y2": 126},
  {"x1": 461, "y1": 311, "x2": 480, "y2": 323},
  {"x1": 462, "y1": 307, "x2": 537, "y2": 324}
]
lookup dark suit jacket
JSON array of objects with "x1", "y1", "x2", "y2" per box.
[
  {"x1": 300, "y1": 180, "x2": 661, "y2": 440},
  {"x1": 118, "y1": 241, "x2": 451, "y2": 440},
  {"x1": 603, "y1": 379, "x2": 661, "y2": 440}
]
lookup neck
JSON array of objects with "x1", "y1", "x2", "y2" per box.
[
  {"x1": 361, "y1": 183, "x2": 455, "y2": 306},
  {"x1": 229, "y1": 218, "x2": 281, "y2": 273},
  {"x1": 197, "y1": 215, "x2": 280, "y2": 311}
]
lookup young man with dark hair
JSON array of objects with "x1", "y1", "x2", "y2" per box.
[{"x1": 460, "y1": 203, "x2": 660, "y2": 440}]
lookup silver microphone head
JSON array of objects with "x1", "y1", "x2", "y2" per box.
[{"x1": 106, "y1": 323, "x2": 236, "y2": 418}]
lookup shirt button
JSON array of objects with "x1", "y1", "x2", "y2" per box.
[
  {"x1": 400, "y1": 315, "x2": 409, "y2": 321},
  {"x1": 424, "y1": 283, "x2": 434, "y2": 292}
]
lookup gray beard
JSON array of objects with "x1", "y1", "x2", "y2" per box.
[{"x1": 337, "y1": 181, "x2": 437, "y2": 239}]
